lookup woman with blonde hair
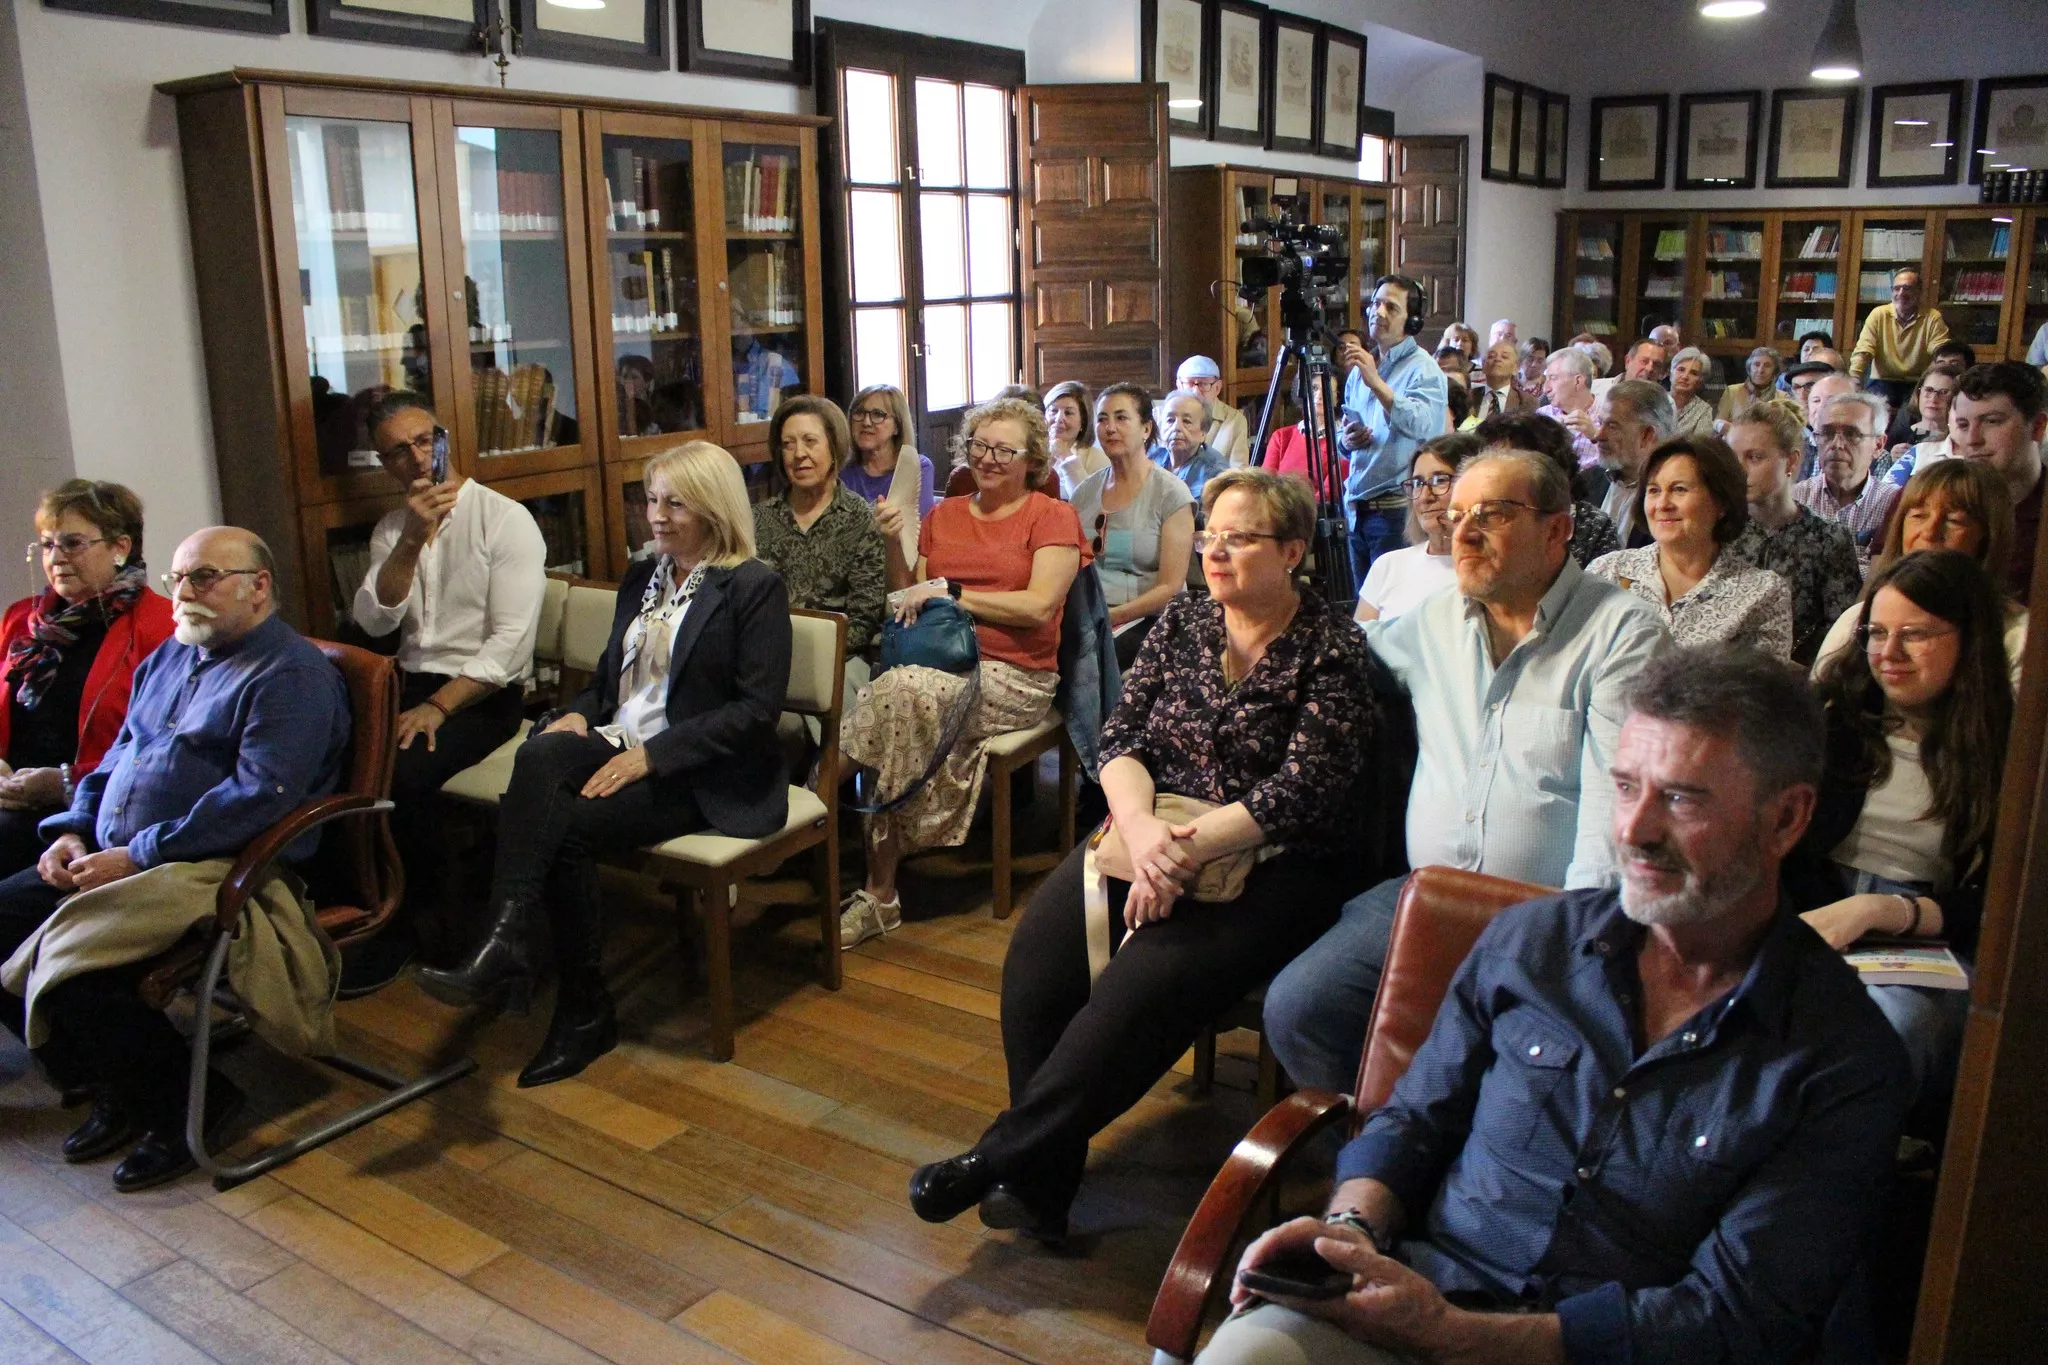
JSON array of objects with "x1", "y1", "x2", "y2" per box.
[
  {"x1": 1044, "y1": 380, "x2": 1107, "y2": 497},
  {"x1": 418, "y1": 442, "x2": 791, "y2": 1087},
  {"x1": 842, "y1": 383, "x2": 934, "y2": 566}
]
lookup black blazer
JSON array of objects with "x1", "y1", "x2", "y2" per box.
[{"x1": 569, "y1": 557, "x2": 791, "y2": 839}]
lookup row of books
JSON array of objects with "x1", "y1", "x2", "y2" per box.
[
  {"x1": 1790, "y1": 224, "x2": 1841, "y2": 257},
  {"x1": 1573, "y1": 275, "x2": 1616, "y2": 299},
  {"x1": 470, "y1": 171, "x2": 562, "y2": 234},
  {"x1": 607, "y1": 148, "x2": 673, "y2": 232},
  {"x1": 306, "y1": 297, "x2": 403, "y2": 353},
  {"x1": 1579, "y1": 320, "x2": 1617, "y2": 335},
  {"x1": 727, "y1": 152, "x2": 797, "y2": 233},
  {"x1": 522, "y1": 493, "x2": 588, "y2": 576},
  {"x1": 609, "y1": 247, "x2": 692, "y2": 335},
  {"x1": 1944, "y1": 224, "x2": 2011, "y2": 259},
  {"x1": 1861, "y1": 227, "x2": 1925, "y2": 261},
  {"x1": 473, "y1": 363, "x2": 558, "y2": 455},
  {"x1": 1652, "y1": 229, "x2": 1688, "y2": 261},
  {"x1": 1576, "y1": 235, "x2": 1617, "y2": 260},
  {"x1": 729, "y1": 243, "x2": 804, "y2": 328},
  {"x1": 1700, "y1": 317, "x2": 1747, "y2": 339},
  {"x1": 1980, "y1": 168, "x2": 2048, "y2": 205},
  {"x1": 1703, "y1": 227, "x2": 1763, "y2": 259},
  {"x1": 1944, "y1": 271, "x2": 2009, "y2": 304},
  {"x1": 1702, "y1": 270, "x2": 1753, "y2": 300},
  {"x1": 1858, "y1": 269, "x2": 1897, "y2": 302},
  {"x1": 1778, "y1": 271, "x2": 1838, "y2": 301},
  {"x1": 1642, "y1": 275, "x2": 1686, "y2": 299}
]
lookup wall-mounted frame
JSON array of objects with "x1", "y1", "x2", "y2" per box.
[
  {"x1": 515, "y1": 0, "x2": 665, "y2": 69},
  {"x1": 678, "y1": 0, "x2": 810, "y2": 83},
  {"x1": 1482, "y1": 74, "x2": 1518, "y2": 183},
  {"x1": 1766, "y1": 86, "x2": 1857, "y2": 189},
  {"x1": 43, "y1": 0, "x2": 287, "y2": 33},
  {"x1": 1541, "y1": 92, "x2": 1568, "y2": 187},
  {"x1": 1676, "y1": 89, "x2": 1760, "y2": 190},
  {"x1": 1209, "y1": 0, "x2": 1267, "y2": 147},
  {"x1": 1589, "y1": 94, "x2": 1668, "y2": 191},
  {"x1": 1968, "y1": 73, "x2": 2048, "y2": 187},
  {"x1": 1263, "y1": 9, "x2": 1319, "y2": 154},
  {"x1": 1515, "y1": 84, "x2": 1543, "y2": 185},
  {"x1": 1869, "y1": 81, "x2": 1964, "y2": 188},
  {"x1": 1316, "y1": 24, "x2": 1364, "y2": 162},
  {"x1": 1143, "y1": 0, "x2": 1216, "y2": 141},
  {"x1": 307, "y1": 0, "x2": 485, "y2": 51}
]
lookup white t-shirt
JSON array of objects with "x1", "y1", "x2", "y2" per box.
[
  {"x1": 1359, "y1": 543, "x2": 1457, "y2": 620},
  {"x1": 1829, "y1": 730, "x2": 1950, "y2": 890}
]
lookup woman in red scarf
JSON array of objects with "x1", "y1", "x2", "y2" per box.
[{"x1": 0, "y1": 481, "x2": 173, "y2": 874}]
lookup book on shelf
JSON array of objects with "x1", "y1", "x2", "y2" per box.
[
  {"x1": 327, "y1": 538, "x2": 374, "y2": 615},
  {"x1": 726, "y1": 152, "x2": 796, "y2": 233},
  {"x1": 1705, "y1": 227, "x2": 1763, "y2": 258},
  {"x1": 1858, "y1": 269, "x2": 1893, "y2": 302},
  {"x1": 728, "y1": 243, "x2": 803, "y2": 328},
  {"x1": 1573, "y1": 275, "x2": 1615, "y2": 299},
  {"x1": 1944, "y1": 269, "x2": 2008, "y2": 305},
  {"x1": 1794, "y1": 224, "x2": 1841, "y2": 257},
  {"x1": 473, "y1": 363, "x2": 558, "y2": 454},
  {"x1": 1860, "y1": 227, "x2": 1925, "y2": 261},
  {"x1": 1703, "y1": 270, "x2": 1751, "y2": 300},
  {"x1": 1777, "y1": 270, "x2": 1838, "y2": 302},
  {"x1": 1843, "y1": 939, "x2": 1969, "y2": 990},
  {"x1": 1944, "y1": 224, "x2": 2012, "y2": 260},
  {"x1": 1777, "y1": 316, "x2": 1834, "y2": 342},
  {"x1": 1642, "y1": 276, "x2": 1685, "y2": 299},
  {"x1": 1577, "y1": 235, "x2": 1616, "y2": 260},
  {"x1": 471, "y1": 169, "x2": 562, "y2": 235},
  {"x1": 1652, "y1": 228, "x2": 1687, "y2": 261},
  {"x1": 608, "y1": 248, "x2": 686, "y2": 335},
  {"x1": 608, "y1": 149, "x2": 666, "y2": 231},
  {"x1": 1582, "y1": 321, "x2": 1617, "y2": 335}
]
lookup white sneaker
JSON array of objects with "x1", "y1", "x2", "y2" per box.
[{"x1": 839, "y1": 890, "x2": 902, "y2": 948}]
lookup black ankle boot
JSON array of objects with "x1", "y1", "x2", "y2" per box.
[
  {"x1": 413, "y1": 894, "x2": 542, "y2": 1014},
  {"x1": 517, "y1": 968, "x2": 617, "y2": 1087}
]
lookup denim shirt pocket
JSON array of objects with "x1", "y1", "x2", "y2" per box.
[{"x1": 1481, "y1": 1009, "x2": 1585, "y2": 1153}]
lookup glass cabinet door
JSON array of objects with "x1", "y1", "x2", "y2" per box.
[
  {"x1": 1355, "y1": 193, "x2": 1388, "y2": 315},
  {"x1": 1633, "y1": 218, "x2": 1689, "y2": 339},
  {"x1": 599, "y1": 128, "x2": 706, "y2": 445},
  {"x1": 1855, "y1": 216, "x2": 1929, "y2": 340},
  {"x1": 1568, "y1": 215, "x2": 1622, "y2": 341},
  {"x1": 451, "y1": 119, "x2": 583, "y2": 461},
  {"x1": 1230, "y1": 174, "x2": 1275, "y2": 375},
  {"x1": 284, "y1": 114, "x2": 431, "y2": 480},
  {"x1": 1314, "y1": 184, "x2": 1356, "y2": 331},
  {"x1": 2023, "y1": 213, "x2": 2048, "y2": 362},
  {"x1": 723, "y1": 135, "x2": 809, "y2": 428},
  {"x1": 1938, "y1": 212, "x2": 2014, "y2": 350},
  {"x1": 1700, "y1": 218, "x2": 1765, "y2": 344},
  {"x1": 1775, "y1": 217, "x2": 1845, "y2": 354}
]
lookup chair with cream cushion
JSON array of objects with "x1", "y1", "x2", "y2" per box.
[{"x1": 984, "y1": 712, "x2": 1077, "y2": 920}]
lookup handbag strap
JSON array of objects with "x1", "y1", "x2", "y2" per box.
[{"x1": 846, "y1": 666, "x2": 982, "y2": 816}]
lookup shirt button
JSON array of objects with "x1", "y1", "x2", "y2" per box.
[
  {"x1": 1528, "y1": 1044, "x2": 1543, "y2": 1057},
  {"x1": 1694, "y1": 1135, "x2": 1709, "y2": 1149},
  {"x1": 1612, "y1": 1086, "x2": 1627, "y2": 1100},
  {"x1": 1594, "y1": 940, "x2": 1611, "y2": 955},
  {"x1": 1465, "y1": 813, "x2": 1476, "y2": 823},
  {"x1": 1575, "y1": 1166, "x2": 1592, "y2": 1181},
  {"x1": 1682, "y1": 1030, "x2": 1699, "y2": 1045}
]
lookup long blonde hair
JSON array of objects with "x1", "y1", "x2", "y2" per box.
[{"x1": 642, "y1": 442, "x2": 756, "y2": 567}]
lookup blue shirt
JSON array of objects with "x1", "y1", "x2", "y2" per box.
[
  {"x1": 1340, "y1": 336, "x2": 1449, "y2": 513},
  {"x1": 42, "y1": 615, "x2": 351, "y2": 869},
  {"x1": 1148, "y1": 442, "x2": 1229, "y2": 505},
  {"x1": 841, "y1": 452, "x2": 937, "y2": 525},
  {"x1": 1339, "y1": 888, "x2": 1910, "y2": 1365}
]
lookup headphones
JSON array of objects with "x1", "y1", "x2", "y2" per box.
[{"x1": 1372, "y1": 274, "x2": 1429, "y2": 336}]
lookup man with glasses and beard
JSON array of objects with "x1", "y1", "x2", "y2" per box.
[{"x1": 1205, "y1": 645, "x2": 1910, "y2": 1365}]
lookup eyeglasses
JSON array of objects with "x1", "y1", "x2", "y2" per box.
[
  {"x1": 1857, "y1": 623, "x2": 1956, "y2": 655},
  {"x1": 379, "y1": 426, "x2": 446, "y2": 462},
  {"x1": 849, "y1": 408, "x2": 893, "y2": 424},
  {"x1": 1402, "y1": 472, "x2": 1455, "y2": 495},
  {"x1": 1816, "y1": 424, "x2": 1875, "y2": 446},
  {"x1": 161, "y1": 567, "x2": 263, "y2": 595},
  {"x1": 1441, "y1": 499, "x2": 1548, "y2": 533},
  {"x1": 1193, "y1": 530, "x2": 1280, "y2": 555},
  {"x1": 26, "y1": 534, "x2": 107, "y2": 562},
  {"x1": 966, "y1": 437, "x2": 1026, "y2": 466}
]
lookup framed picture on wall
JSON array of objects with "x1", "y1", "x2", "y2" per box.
[
  {"x1": 678, "y1": 0, "x2": 811, "y2": 83},
  {"x1": 1969, "y1": 73, "x2": 2048, "y2": 186},
  {"x1": 1869, "y1": 81, "x2": 1964, "y2": 187},
  {"x1": 1589, "y1": 94, "x2": 1668, "y2": 191},
  {"x1": 1210, "y1": 0, "x2": 1267, "y2": 146},
  {"x1": 1143, "y1": 0, "x2": 1216, "y2": 141},
  {"x1": 1516, "y1": 85, "x2": 1543, "y2": 184},
  {"x1": 1766, "y1": 87, "x2": 1857, "y2": 188},
  {"x1": 517, "y1": 0, "x2": 665, "y2": 68},
  {"x1": 1676, "y1": 90, "x2": 1760, "y2": 189},
  {"x1": 306, "y1": 0, "x2": 485, "y2": 50},
  {"x1": 1541, "y1": 92, "x2": 1569, "y2": 187},
  {"x1": 1264, "y1": 10, "x2": 1320, "y2": 154},
  {"x1": 1317, "y1": 25, "x2": 1365, "y2": 161},
  {"x1": 44, "y1": 0, "x2": 287, "y2": 32},
  {"x1": 1482, "y1": 74, "x2": 1519, "y2": 183}
]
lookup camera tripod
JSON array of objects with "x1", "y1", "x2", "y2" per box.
[{"x1": 1248, "y1": 329, "x2": 1356, "y2": 605}]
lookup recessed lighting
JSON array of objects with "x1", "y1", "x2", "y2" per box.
[
  {"x1": 1167, "y1": 98, "x2": 1203, "y2": 109},
  {"x1": 1931, "y1": 141, "x2": 1954, "y2": 148},
  {"x1": 1894, "y1": 118, "x2": 1929, "y2": 127},
  {"x1": 1993, "y1": 216, "x2": 2014, "y2": 223},
  {"x1": 1699, "y1": 0, "x2": 1766, "y2": 15},
  {"x1": 1978, "y1": 148, "x2": 1998, "y2": 155},
  {"x1": 545, "y1": 0, "x2": 604, "y2": 8}
]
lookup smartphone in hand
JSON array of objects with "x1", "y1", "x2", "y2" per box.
[
  {"x1": 1237, "y1": 1247, "x2": 1353, "y2": 1301},
  {"x1": 430, "y1": 428, "x2": 450, "y2": 484}
]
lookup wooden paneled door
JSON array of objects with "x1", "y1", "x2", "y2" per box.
[
  {"x1": 1389, "y1": 135, "x2": 1467, "y2": 351},
  {"x1": 1015, "y1": 83, "x2": 1170, "y2": 393}
]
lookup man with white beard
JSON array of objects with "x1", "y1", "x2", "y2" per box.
[
  {"x1": 1204, "y1": 645, "x2": 1909, "y2": 1365},
  {"x1": 0, "y1": 526, "x2": 351, "y2": 1192}
]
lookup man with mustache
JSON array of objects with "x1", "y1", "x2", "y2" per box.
[
  {"x1": 1207, "y1": 646, "x2": 1909, "y2": 1365},
  {"x1": 0, "y1": 527, "x2": 351, "y2": 1191}
]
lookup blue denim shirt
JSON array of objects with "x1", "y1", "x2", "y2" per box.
[
  {"x1": 1338, "y1": 888, "x2": 1910, "y2": 1365},
  {"x1": 1340, "y1": 336, "x2": 1450, "y2": 514},
  {"x1": 41, "y1": 615, "x2": 351, "y2": 868},
  {"x1": 1148, "y1": 441, "x2": 1229, "y2": 505}
]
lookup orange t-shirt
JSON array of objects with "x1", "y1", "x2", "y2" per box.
[{"x1": 920, "y1": 492, "x2": 1086, "y2": 673}]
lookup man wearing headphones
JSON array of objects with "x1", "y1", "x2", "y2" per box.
[{"x1": 1337, "y1": 277, "x2": 1451, "y2": 580}]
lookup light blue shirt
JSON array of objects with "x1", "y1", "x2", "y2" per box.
[
  {"x1": 1340, "y1": 336, "x2": 1449, "y2": 516},
  {"x1": 1148, "y1": 442, "x2": 1229, "y2": 505},
  {"x1": 1362, "y1": 557, "x2": 1669, "y2": 889},
  {"x1": 2029, "y1": 322, "x2": 2048, "y2": 368}
]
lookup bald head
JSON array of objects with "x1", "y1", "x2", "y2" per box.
[
  {"x1": 1806, "y1": 373, "x2": 1857, "y2": 430},
  {"x1": 169, "y1": 526, "x2": 276, "y2": 650}
]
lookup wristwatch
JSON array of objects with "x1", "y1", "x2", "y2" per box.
[
  {"x1": 1323, "y1": 1209, "x2": 1385, "y2": 1254},
  {"x1": 946, "y1": 579, "x2": 963, "y2": 600}
]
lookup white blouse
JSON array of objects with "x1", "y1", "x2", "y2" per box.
[{"x1": 596, "y1": 560, "x2": 705, "y2": 749}]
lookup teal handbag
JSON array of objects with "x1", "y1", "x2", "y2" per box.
[{"x1": 879, "y1": 597, "x2": 980, "y2": 675}]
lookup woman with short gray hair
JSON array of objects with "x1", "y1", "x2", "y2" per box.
[{"x1": 1668, "y1": 347, "x2": 1717, "y2": 438}]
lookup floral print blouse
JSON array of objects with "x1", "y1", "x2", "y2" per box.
[
  {"x1": 1725, "y1": 506, "x2": 1864, "y2": 666},
  {"x1": 1099, "y1": 591, "x2": 1375, "y2": 857},
  {"x1": 1586, "y1": 543, "x2": 1794, "y2": 659},
  {"x1": 752, "y1": 484, "x2": 887, "y2": 654}
]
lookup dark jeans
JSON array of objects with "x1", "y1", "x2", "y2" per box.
[
  {"x1": 1112, "y1": 614, "x2": 1157, "y2": 673},
  {"x1": 978, "y1": 842, "x2": 1347, "y2": 1215},
  {"x1": 0, "y1": 807, "x2": 53, "y2": 881},
  {"x1": 1346, "y1": 502, "x2": 1409, "y2": 588},
  {"x1": 393, "y1": 672, "x2": 524, "y2": 933}
]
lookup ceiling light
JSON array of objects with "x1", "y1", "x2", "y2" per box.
[
  {"x1": 1167, "y1": 98, "x2": 1203, "y2": 109},
  {"x1": 1699, "y1": 0, "x2": 1766, "y2": 15},
  {"x1": 1893, "y1": 119, "x2": 1928, "y2": 127},
  {"x1": 1810, "y1": 0, "x2": 1862, "y2": 80},
  {"x1": 1994, "y1": 216, "x2": 2014, "y2": 224},
  {"x1": 545, "y1": 0, "x2": 605, "y2": 8}
]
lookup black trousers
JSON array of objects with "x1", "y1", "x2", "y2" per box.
[
  {"x1": 978, "y1": 842, "x2": 1347, "y2": 1215},
  {"x1": 392, "y1": 672, "x2": 524, "y2": 929},
  {"x1": 0, "y1": 808, "x2": 52, "y2": 881}
]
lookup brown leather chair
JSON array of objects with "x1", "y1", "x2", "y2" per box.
[
  {"x1": 1144, "y1": 867, "x2": 1554, "y2": 1364},
  {"x1": 137, "y1": 641, "x2": 476, "y2": 1190}
]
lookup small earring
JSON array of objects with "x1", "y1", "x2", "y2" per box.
[{"x1": 114, "y1": 556, "x2": 125, "y2": 567}]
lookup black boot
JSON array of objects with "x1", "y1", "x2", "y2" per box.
[
  {"x1": 516, "y1": 856, "x2": 616, "y2": 1088},
  {"x1": 413, "y1": 893, "x2": 542, "y2": 1014}
]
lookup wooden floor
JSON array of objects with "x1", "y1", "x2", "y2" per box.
[{"x1": 0, "y1": 787, "x2": 1281, "y2": 1365}]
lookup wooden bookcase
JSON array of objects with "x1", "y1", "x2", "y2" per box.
[
  {"x1": 1555, "y1": 204, "x2": 2046, "y2": 377},
  {"x1": 1168, "y1": 165, "x2": 1390, "y2": 418},
  {"x1": 162, "y1": 70, "x2": 825, "y2": 632}
]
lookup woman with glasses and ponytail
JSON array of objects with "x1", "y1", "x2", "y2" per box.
[
  {"x1": 1353, "y1": 433, "x2": 1482, "y2": 623},
  {"x1": 0, "y1": 481, "x2": 172, "y2": 875}
]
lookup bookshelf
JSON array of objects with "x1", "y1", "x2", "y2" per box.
[
  {"x1": 2023, "y1": 214, "x2": 2048, "y2": 363},
  {"x1": 1775, "y1": 216, "x2": 1848, "y2": 350},
  {"x1": 1938, "y1": 209, "x2": 2019, "y2": 350},
  {"x1": 1699, "y1": 218, "x2": 1765, "y2": 346},
  {"x1": 1561, "y1": 214, "x2": 1622, "y2": 342},
  {"x1": 165, "y1": 72, "x2": 825, "y2": 628},
  {"x1": 1634, "y1": 218, "x2": 1692, "y2": 340}
]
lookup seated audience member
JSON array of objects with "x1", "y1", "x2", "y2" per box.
[
  {"x1": 1949, "y1": 361, "x2": 2046, "y2": 603},
  {"x1": 1338, "y1": 277, "x2": 1450, "y2": 579},
  {"x1": 1592, "y1": 338, "x2": 1668, "y2": 401},
  {"x1": 911, "y1": 470, "x2": 1374, "y2": 1244},
  {"x1": 1206, "y1": 645, "x2": 1910, "y2": 1365},
  {"x1": 1884, "y1": 363, "x2": 1961, "y2": 487},
  {"x1": 419, "y1": 445, "x2": 789, "y2": 1085},
  {"x1": 993, "y1": 383, "x2": 1043, "y2": 409},
  {"x1": 1585, "y1": 379, "x2": 1679, "y2": 549},
  {"x1": 839, "y1": 398, "x2": 1084, "y2": 947},
  {"x1": 1794, "y1": 551, "x2": 2008, "y2": 1107},
  {"x1": 1044, "y1": 380, "x2": 1107, "y2": 498},
  {"x1": 1074, "y1": 382, "x2": 1195, "y2": 667},
  {"x1": 1813, "y1": 459, "x2": 2025, "y2": 685},
  {"x1": 1797, "y1": 367, "x2": 1859, "y2": 483},
  {"x1": 1442, "y1": 322, "x2": 1481, "y2": 371},
  {"x1": 1666, "y1": 346, "x2": 1717, "y2": 439},
  {"x1": 1725, "y1": 400, "x2": 1863, "y2": 666},
  {"x1": 1266, "y1": 450, "x2": 1667, "y2": 1092},
  {"x1": 349, "y1": 392, "x2": 546, "y2": 994},
  {"x1": 1588, "y1": 437, "x2": 1794, "y2": 656},
  {"x1": 841, "y1": 384, "x2": 935, "y2": 566},
  {"x1": 1799, "y1": 330, "x2": 1837, "y2": 364},
  {"x1": 1440, "y1": 381, "x2": 1472, "y2": 434},
  {"x1": 1887, "y1": 341, "x2": 1974, "y2": 446},
  {"x1": 1161, "y1": 355, "x2": 1252, "y2": 466},
  {"x1": 754, "y1": 396, "x2": 887, "y2": 677},
  {"x1": 0, "y1": 482, "x2": 172, "y2": 876},
  {"x1": 1353, "y1": 434, "x2": 1479, "y2": 623},
  {"x1": 1537, "y1": 345, "x2": 1600, "y2": 468},
  {"x1": 0, "y1": 528, "x2": 350, "y2": 1191},
  {"x1": 1574, "y1": 339, "x2": 1614, "y2": 387},
  {"x1": 1259, "y1": 377, "x2": 1348, "y2": 502},
  {"x1": 1433, "y1": 341, "x2": 1469, "y2": 390},
  {"x1": 1153, "y1": 387, "x2": 1231, "y2": 502},
  {"x1": 1487, "y1": 318, "x2": 1516, "y2": 348},
  {"x1": 1475, "y1": 411, "x2": 1620, "y2": 567},
  {"x1": 1514, "y1": 337, "x2": 1549, "y2": 401},
  {"x1": 1717, "y1": 345, "x2": 1781, "y2": 421},
  {"x1": 1468, "y1": 340, "x2": 1529, "y2": 425},
  {"x1": 1797, "y1": 390, "x2": 1901, "y2": 566}
]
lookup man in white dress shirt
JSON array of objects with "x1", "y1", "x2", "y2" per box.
[{"x1": 345, "y1": 391, "x2": 548, "y2": 994}]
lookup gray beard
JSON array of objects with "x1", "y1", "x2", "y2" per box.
[{"x1": 1618, "y1": 837, "x2": 1766, "y2": 928}]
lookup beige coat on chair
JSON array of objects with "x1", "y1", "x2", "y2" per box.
[{"x1": 1, "y1": 859, "x2": 340, "y2": 1055}]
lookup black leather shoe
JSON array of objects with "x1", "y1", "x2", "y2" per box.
[
  {"x1": 61, "y1": 1096, "x2": 135, "y2": 1164},
  {"x1": 111, "y1": 1077, "x2": 245, "y2": 1194},
  {"x1": 909, "y1": 1151, "x2": 998, "y2": 1224},
  {"x1": 414, "y1": 894, "x2": 542, "y2": 1015},
  {"x1": 979, "y1": 1183, "x2": 1069, "y2": 1245},
  {"x1": 516, "y1": 988, "x2": 618, "y2": 1088}
]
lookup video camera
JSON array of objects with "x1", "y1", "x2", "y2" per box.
[{"x1": 1237, "y1": 217, "x2": 1350, "y2": 334}]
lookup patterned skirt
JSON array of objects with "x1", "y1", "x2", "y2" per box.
[{"x1": 843, "y1": 659, "x2": 1058, "y2": 849}]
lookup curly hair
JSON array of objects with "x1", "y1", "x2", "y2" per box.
[{"x1": 950, "y1": 396, "x2": 1053, "y2": 490}]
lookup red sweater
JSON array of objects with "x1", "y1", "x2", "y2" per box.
[
  {"x1": 1260, "y1": 424, "x2": 1349, "y2": 502},
  {"x1": 0, "y1": 588, "x2": 176, "y2": 775}
]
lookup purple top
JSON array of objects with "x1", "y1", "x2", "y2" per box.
[{"x1": 841, "y1": 452, "x2": 937, "y2": 523}]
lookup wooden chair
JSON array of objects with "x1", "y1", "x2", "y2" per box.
[
  {"x1": 985, "y1": 713, "x2": 1079, "y2": 920},
  {"x1": 139, "y1": 641, "x2": 477, "y2": 1191},
  {"x1": 1143, "y1": 867, "x2": 1553, "y2": 1364}
]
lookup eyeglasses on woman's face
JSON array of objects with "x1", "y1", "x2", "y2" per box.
[
  {"x1": 1857, "y1": 622, "x2": 1957, "y2": 656},
  {"x1": 849, "y1": 406, "x2": 893, "y2": 425},
  {"x1": 1193, "y1": 530, "x2": 1280, "y2": 555},
  {"x1": 1402, "y1": 472, "x2": 1455, "y2": 496},
  {"x1": 27, "y1": 533, "x2": 106, "y2": 563},
  {"x1": 966, "y1": 437, "x2": 1026, "y2": 466}
]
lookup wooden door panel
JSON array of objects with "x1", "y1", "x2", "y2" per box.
[
  {"x1": 1032, "y1": 160, "x2": 1091, "y2": 207},
  {"x1": 1390, "y1": 135, "x2": 1468, "y2": 351},
  {"x1": 1031, "y1": 216, "x2": 1159, "y2": 268},
  {"x1": 1103, "y1": 281, "x2": 1159, "y2": 327},
  {"x1": 1035, "y1": 281, "x2": 1093, "y2": 328},
  {"x1": 1101, "y1": 158, "x2": 1160, "y2": 205}
]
